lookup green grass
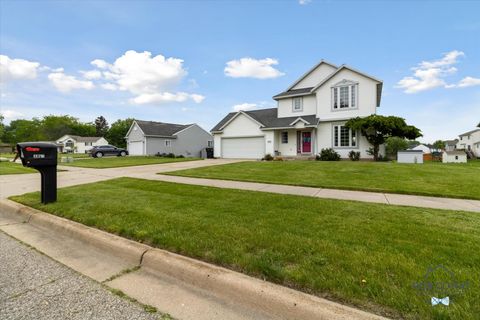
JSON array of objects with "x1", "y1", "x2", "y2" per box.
[
  {"x1": 60, "y1": 156, "x2": 201, "y2": 168},
  {"x1": 0, "y1": 161, "x2": 36, "y2": 175},
  {"x1": 0, "y1": 152, "x2": 16, "y2": 159},
  {"x1": 166, "y1": 160, "x2": 480, "y2": 200},
  {"x1": 11, "y1": 178, "x2": 480, "y2": 319}
]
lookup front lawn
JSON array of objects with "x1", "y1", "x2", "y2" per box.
[
  {"x1": 166, "y1": 160, "x2": 480, "y2": 200},
  {"x1": 0, "y1": 161, "x2": 36, "y2": 175},
  {"x1": 12, "y1": 178, "x2": 479, "y2": 320},
  {"x1": 60, "y1": 156, "x2": 201, "y2": 168}
]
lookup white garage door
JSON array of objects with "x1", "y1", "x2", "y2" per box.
[
  {"x1": 128, "y1": 141, "x2": 144, "y2": 155},
  {"x1": 221, "y1": 137, "x2": 265, "y2": 159}
]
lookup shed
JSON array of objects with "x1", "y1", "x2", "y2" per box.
[
  {"x1": 442, "y1": 150, "x2": 467, "y2": 163},
  {"x1": 397, "y1": 150, "x2": 423, "y2": 164}
]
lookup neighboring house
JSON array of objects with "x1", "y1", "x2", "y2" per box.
[
  {"x1": 444, "y1": 139, "x2": 458, "y2": 152},
  {"x1": 56, "y1": 135, "x2": 108, "y2": 153},
  {"x1": 125, "y1": 120, "x2": 213, "y2": 157},
  {"x1": 443, "y1": 150, "x2": 467, "y2": 163},
  {"x1": 397, "y1": 150, "x2": 423, "y2": 164},
  {"x1": 409, "y1": 144, "x2": 431, "y2": 154},
  {"x1": 456, "y1": 129, "x2": 480, "y2": 158},
  {"x1": 211, "y1": 60, "x2": 384, "y2": 159}
]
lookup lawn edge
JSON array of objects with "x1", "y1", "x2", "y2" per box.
[
  {"x1": 163, "y1": 171, "x2": 480, "y2": 201},
  {"x1": 61, "y1": 157, "x2": 202, "y2": 169},
  {"x1": 0, "y1": 199, "x2": 389, "y2": 320}
]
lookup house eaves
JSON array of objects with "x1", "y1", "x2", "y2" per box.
[
  {"x1": 285, "y1": 59, "x2": 339, "y2": 91},
  {"x1": 218, "y1": 111, "x2": 265, "y2": 131}
]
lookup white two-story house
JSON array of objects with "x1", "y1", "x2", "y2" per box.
[
  {"x1": 456, "y1": 128, "x2": 480, "y2": 158},
  {"x1": 211, "y1": 60, "x2": 383, "y2": 159}
]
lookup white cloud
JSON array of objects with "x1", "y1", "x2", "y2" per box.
[
  {"x1": 88, "y1": 50, "x2": 203, "y2": 105},
  {"x1": 131, "y1": 92, "x2": 205, "y2": 105},
  {"x1": 299, "y1": 0, "x2": 312, "y2": 4},
  {"x1": 2, "y1": 109, "x2": 24, "y2": 119},
  {"x1": 224, "y1": 57, "x2": 285, "y2": 79},
  {"x1": 81, "y1": 69, "x2": 102, "y2": 80},
  {"x1": 91, "y1": 59, "x2": 109, "y2": 69},
  {"x1": 450, "y1": 76, "x2": 480, "y2": 88},
  {"x1": 232, "y1": 103, "x2": 257, "y2": 112},
  {"x1": 0, "y1": 55, "x2": 40, "y2": 82},
  {"x1": 396, "y1": 50, "x2": 480, "y2": 93},
  {"x1": 48, "y1": 71, "x2": 94, "y2": 93}
]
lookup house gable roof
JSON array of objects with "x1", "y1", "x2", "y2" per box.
[
  {"x1": 58, "y1": 135, "x2": 103, "y2": 143},
  {"x1": 211, "y1": 108, "x2": 319, "y2": 132},
  {"x1": 134, "y1": 120, "x2": 193, "y2": 137},
  {"x1": 285, "y1": 60, "x2": 338, "y2": 91},
  {"x1": 273, "y1": 63, "x2": 383, "y2": 107},
  {"x1": 459, "y1": 128, "x2": 480, "y2": 136}
]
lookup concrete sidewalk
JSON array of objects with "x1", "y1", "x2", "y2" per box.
[{"x1": 142, "y1": 174, "x2": 480, "y2": 212}]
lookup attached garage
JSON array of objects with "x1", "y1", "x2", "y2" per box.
[
  {"x1": 221, "y1": 136, "x2": 265, "y2": 159},
  {"x1": 128, "y1": 141, "x2": 144, "y2": 155}
]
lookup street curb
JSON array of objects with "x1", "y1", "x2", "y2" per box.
[
  {"x1": 0, "y1": 200, "x2": 387, "y2": 320},
  {"x1": 0, "y1": 200, "x2": 149, "y2": 266}
]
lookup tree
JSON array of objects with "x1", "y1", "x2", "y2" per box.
[
  {"x1": 41, "y1": 115, "x2": 81, "y2": 140},
  {"x1": 433, "y1": 140, "x2": 445, "y2": 151},
  {"x1": 3, "y1": 118, "x2": 46, "y2": 144},
  {"x1": 0, "y1": 114, "x2": 5, "y2": 142},
  {"x1": 106, "y1": 118, "x2": 134, "y2": 148},
  {"x1": 71, "y1": 122, "x2": 96, "y2": 137},
  {"x1": 385, "y1": 137, "x2": 409, "y2": 159},
  {"x1": 345, "y1": 115, "x2": 422, "y2": 161},
  {"x1": 95, "y1": 116, "x2": 109, "y2": 137}
]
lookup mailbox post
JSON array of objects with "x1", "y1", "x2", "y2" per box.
[{"x1": 17, "y1": 142, "x2": 58, "y2": 204}]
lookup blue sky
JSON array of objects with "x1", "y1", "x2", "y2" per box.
[{"x1": 1, "y1": 0, "x2": 479, "y2": 142}]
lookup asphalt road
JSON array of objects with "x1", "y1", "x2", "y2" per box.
[{"x1": 0, "y1": 231, "x2": 161, "y2": 320}]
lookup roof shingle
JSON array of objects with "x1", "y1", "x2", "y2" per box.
[{"x1": 135, "y1": 120, "x2": 192, "y2": 136}]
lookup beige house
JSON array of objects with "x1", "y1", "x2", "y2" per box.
[
  {"x1": 456, "y1": 129, "x2": 480, "y2": 158},
  {"x1": 56, "y1": 135, "x2": 108, "y2": 154}
]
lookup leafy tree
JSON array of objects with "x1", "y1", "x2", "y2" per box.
[
  {"x1": 71, "y1": 122, "x2": 96, "y2": 137},
  {"x1": 385, "y1": 137, "x2": 409, "y2": 159},
  {"x1": 3, "y1": 118, "x2": 46, "y2": 144},
  {"x1": 0, "y1": 114, "x2": 5, "y2": 142},
  {"x1": 95, "y1": 116, "x2": 109, "y2": 137},
  {"x1": 41, "y1": 115, "x2": 81, "y2": 140},
  {"x1": 106, "y1": 118, "x2": 134, "y2": 148},
  {"x1": 433, "y1": 140, "x2": 446, "y2": 150},
  {"x1": 345, "y1": 115, "x2": 422, "y2": 161},
  {"x1": 407, "y1": 140, "x2": 420, "y2": 149}
]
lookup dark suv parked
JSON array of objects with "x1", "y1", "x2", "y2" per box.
[{"x1": 90, "y1": 145, "x2": 129, "y2": 158}]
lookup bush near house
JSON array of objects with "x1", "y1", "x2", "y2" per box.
[
  {"x1": 317, "y1": 148, "x2": 341, "y2": 161},
  {"x1": 348, "y1": 150, "x2": 361, "y2": 161}
]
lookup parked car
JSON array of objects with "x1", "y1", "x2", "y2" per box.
[{"x1": 90, "y1": 145, "x2": 129, "y2": 158}]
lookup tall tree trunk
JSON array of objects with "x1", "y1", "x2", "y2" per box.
[{"x1": 373, "y1": 144, "x2": 379, "y2": 161}]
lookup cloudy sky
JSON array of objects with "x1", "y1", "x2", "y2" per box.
[{"x1": 1, "y1": 0, "x2": 479, "y2": 142}]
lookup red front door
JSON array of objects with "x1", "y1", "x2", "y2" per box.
[{"x1": 302, "y1": 132, "x2": 311, "y2": 153}]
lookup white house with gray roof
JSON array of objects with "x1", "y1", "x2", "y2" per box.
[
  {"x1": 125, "y1": 120, "x2": 213, "y2": 157},
  {"x1": 211, "y1": 60, "x2": 383, "y2": 159},
  {"x1": 56, "y1": 135, "x2": 108, "y2": 153},
  {"x1": 456, "y1": 128, "x2": 480, "y2": 158}
]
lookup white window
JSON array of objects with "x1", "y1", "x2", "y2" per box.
[
  {"x1": 333, "y1": 125, "x2": 357, "y2": 147},
  {"x1": 332, "y1": 83, "x2": 357, "y2": 110},
  {"x1": 281, "y1": 132, "x2": 288, "y2": 144},
  {"x1": 165, "y1": 140, "x2": 172, "y2": 147},
  {"x1": 292, "y1": 97, "x2": 303, "y2": 112},
  {"x1": 85, "y1": 142, "x2": 92, "y2": 146},
  {"x1": 207, "y1": 140, "x2": 213, "y2": 147}
]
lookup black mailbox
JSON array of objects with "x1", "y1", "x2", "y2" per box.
[{"x1": 17, "y1": 142, "x2": 58, "y2": 204}]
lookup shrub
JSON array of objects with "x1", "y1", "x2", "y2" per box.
[
  {"x1": 263, "y1": 154, "x2": 274, "y2": 161},
  {"x1": 348, "y1": 150, "x2": 361, "y2": 161},
  {"x1": 165, "y1": 153, "x2": 176, "y2": 158},
  {"x1": 176, "y1": 155, "x2": 185, "y2": 158},
  {"x1": 317, "y1": 148, "x2": 341, "y2": 161}
]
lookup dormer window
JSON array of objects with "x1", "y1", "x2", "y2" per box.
[
  {"x1": 332, "y1": 80, "x2": 358, "y2": 110},
  {"x1": 292, "y1": 97, "x2": 303, "y2": 112}
]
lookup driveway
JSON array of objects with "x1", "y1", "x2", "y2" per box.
[{"x1": 0, "y1": 159, "x2": 242, "y2": 199}]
